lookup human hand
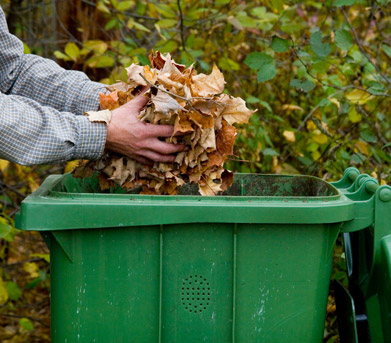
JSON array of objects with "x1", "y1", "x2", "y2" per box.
[{"x1": 105, "y1": 94, "x2": 186, "y2": 164}]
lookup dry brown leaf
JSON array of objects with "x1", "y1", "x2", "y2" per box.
[
  {"x1": 191, "y1": 64, "x2": 225, "y2": 97},
  {"x1": 199, "y1": 127, "x2": 216, "y2": 150},
  {"x1": 126, "y1": 64, "x2": 148, "y2": 87},
  {"x1": 151, "y1": 89, "x2": 185, "y2": 116},
  {"x1": 199, "y1": 173, "x2": 223, "y2": 196},
  {"x1": 99, "y1": 91, "x2": 119, "y2": 111},
  {"x1": 173, "y1": 113, "x2": 194, "y2": 135},
  {"x1": 86, "y1": 109, "x2": 112, "y2": 124},
  {"x1": 220, "y1": 94, "x2": 256, "y2": 125},
  {"x1": 73, "y1": 52, "x2": 255, "y2": 195},
  {"x1": 216, "y1": 121, "x2": 237, "y2": 155}
]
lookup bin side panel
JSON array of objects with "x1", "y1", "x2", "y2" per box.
[
  {"x1": 161, "y1": 223, "x2": 233, "y2": 342},
  {"x1": 50, "y1": 227, "x2": 160, "y2": 343},
  {"x1": 235, "y1": 223, "x2": 336, "y2": 343}
]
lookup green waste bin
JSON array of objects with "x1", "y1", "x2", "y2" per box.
[{"x1": 15, "y1": 171, "x2": 367, "y2": 343}]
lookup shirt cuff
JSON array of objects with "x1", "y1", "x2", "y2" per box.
[
  {"x1": 78, "y1": 81, "x2": 108, "y2": 115},
  {"x1": 72, "y1": 115, "x2": 107, "y2": 160}
]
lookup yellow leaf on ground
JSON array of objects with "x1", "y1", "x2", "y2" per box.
[
  {"x1": 348, "y1": 107, "x2": 362, "y2": 123},
  {"x1": 313, "y1": 132, "x2": 328, "y2": 144},
  {"x1": 30, "y1": 253, "x2": 50, "y2": 263},
  {"x1": 28, "y1": 177, "x2": 40, "y2": 193},
  {"x1": 65, "y1": 160, "x2": 80, "y2": 173},
  {"x1": 0, "y1": 278, "x2": 8, "y2": 305},
  {"x1": 330, "y1": 98, "x2": 340, "y2": 109},
  {"x1": 312, "y1": 150, "x2": 321, "y2": 161},
  {"x1": 307, "y1": 120, "x2": 317, "y2": 130},
  {"x1": 283, "y1": 130, "x2": 295, "y2": 142},
  {"x1": 356, "y1": 140, "x2": 368, "y2": 155},
  {"x1": 0, "y1": 159, "x2": 9, "y2": 171},
  {"x1": 23, "y1": 262, "x2": 39, "y2": 279},
  {"x1": 282, "y1": 104, "x2": 304, "y2": 111}
]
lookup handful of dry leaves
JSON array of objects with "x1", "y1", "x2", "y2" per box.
[{"x1": 74, "y1": 52, "x2": 255, "y2": 195}]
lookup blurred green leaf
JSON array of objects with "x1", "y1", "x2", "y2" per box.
[
  {"x1": 86, "y1": 55, "x2": 115, "y2": 68},
  {"x1": 97, "y1": 1, "x2": 111, "y2": 14},
  {"x1": 246, "y1": 96, "x2": 261, "y2": 104},
  {"x1": 0, "y1": 215, "x2": 16, "y2": 242},
  {"x1": 257, "y1": 64, "x2": 277, "y2": 83},
  {"x1": 244, "y1": 52, "x2": 273, "y2": 70},
  {"x1": 83, "y1": 40, "x2": 108, "y2": 54},
  {"x1": 117, "y1": 1, "x2": 134, "y2": 11},
  {"x1": 334, "y1": 0, "x2": 356, "y2": 6},
  {"x1": 382, "y1": 44, "x2": 391, "y2": 57},
  {"x1": 157, "y1": 40, "x2": 178, "y2": 53},
  {"x1": 5, "y1": 282, "x2": 22, "y2": 301},
  {"x1": 156, "y1": 19, "x2": 178, "y2": 28},
  {"x1": 271, "y1": 36, "x2": 290, "y2": 52},
  {"x1": 259, "y1": 100, "x2": 273, "y2": 112},
  {"x1": 310, "y1": 31, "x2": 331, "y2": 57},
  {"x1": 64, "y1": 42, "x2": 80, "y2": 62},
  {"x1": 54, "y1": 51, "x2": 70, "y2": 61},
  {"x1": 219, "y1": 57, "x2": 240, "y2": 71},
  {"x1": 263, "y1": 148, "x2": 279, "y2": 156},
  {"x1": 19, "y1": 318, "x2": 34, "y2": 332},
  {"x1": 290, "y1": 79, "x2": 316, "y2": 92},
  {"x1": 105, "y1": 18, "x2": 118, "y2": 30},
  {"x1": 360, "y1": 130, "x2": 378, "y2": 143},
  {"x1": 335, "y1": 29, "x2": 353, "y2": 50},
  {"x1": 367, "y1": 82, "x2": 387, "y2": 95},
  {"x1": 23, "y1": 43, "x2": 31, "y2": 54},
  {"x1": 350, "y1": 152, "x2": 365, "y2": 164}
]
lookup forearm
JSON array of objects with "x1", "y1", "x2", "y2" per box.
[
  {"x1": 0, "y1": 6, "x2": 104, "y2": 115},
  {"x1": 0, "y1": 92, "x2": 106, "y2": 165},
  {"x1": 9, "y1": 54, "x2": 106, "y2": 115}
]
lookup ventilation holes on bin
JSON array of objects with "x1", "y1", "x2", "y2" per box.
[{"x1": 181, "y1": 275, "x2": 211, "y2": 314}]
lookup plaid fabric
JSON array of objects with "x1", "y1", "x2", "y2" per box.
[{"x1": 0, "y1": 6, "x2": 107, "y2": 165}]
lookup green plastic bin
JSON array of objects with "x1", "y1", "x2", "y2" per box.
[{"x1": 16, "y1": 172, "x2": 362, "y2": 343}]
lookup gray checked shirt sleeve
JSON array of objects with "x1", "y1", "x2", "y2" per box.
[{"x1": 0, "y1": 6, "x2": 107, "y2": 165}]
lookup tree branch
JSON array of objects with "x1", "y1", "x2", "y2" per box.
[
  {"x1": 177, "y1": 0, "x2": 186, "y2": 51},
  {"x1": 342, "y1": 8, "x2": 391, "y2": 87}
]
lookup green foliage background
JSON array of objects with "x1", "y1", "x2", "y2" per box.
[
  {"x1": 1, "y1": 0, "x2": 391, "y2": 341},
  {"x1": 53, "y1": 0, "x2": 391, "y2": 182}
]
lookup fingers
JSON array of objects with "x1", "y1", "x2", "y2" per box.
[
  {"x1": 145, "y1": 123, "x2": 175, "y2": 137},
  {"x1": 125, "y1": 94, "x2": 149, "y2": 109},
  {"x1": 129, "y1": 154, "x2": 154, "y2": 166},
  {"x1": 138, "y1": 149, "x2": 177, "y2": 163},
  {"x1": 146, "y1": 139, "x2": 187, "y2": 155},
  {"x1": 139, "y1": 86, "x2": 150, "y2": 96}
]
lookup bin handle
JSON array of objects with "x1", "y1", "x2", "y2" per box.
[
  {"x1": 345, "y1": 168, "x2": 379, "y2": 195},
  {"x1": 334, "y1": 168, "x2": 391, "y2": 342}
]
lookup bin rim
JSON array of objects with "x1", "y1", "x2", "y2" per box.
[{"x1": 15, "y1": 174, "x2": 356, "y2": 231}]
